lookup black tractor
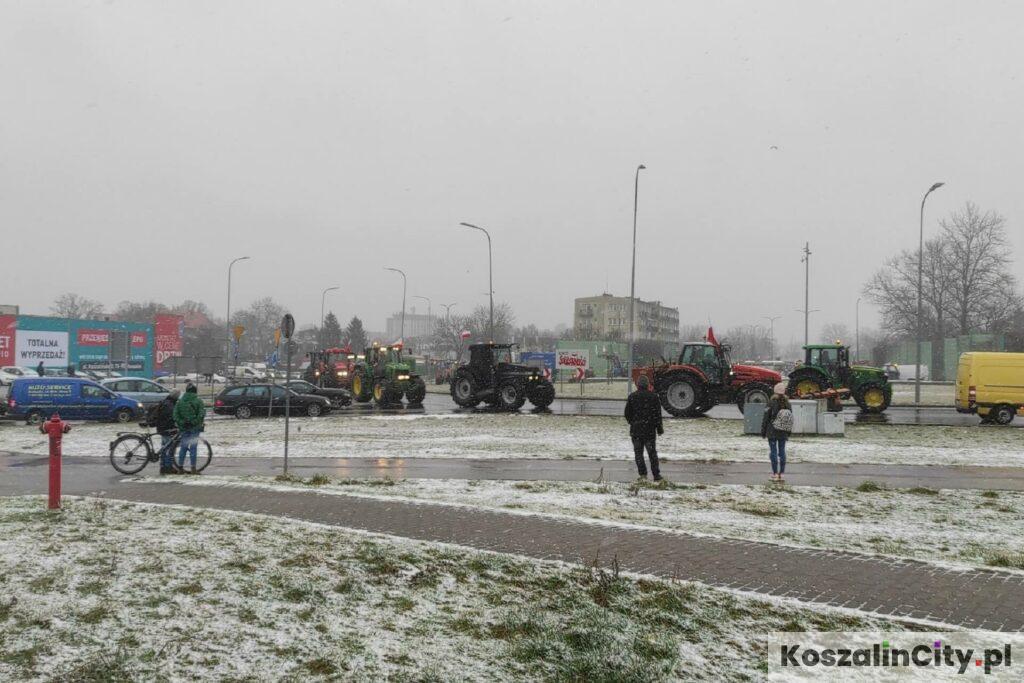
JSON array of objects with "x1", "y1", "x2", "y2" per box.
[{"x1": 450, "y1": 343, "x2": 556, "y2": 411}]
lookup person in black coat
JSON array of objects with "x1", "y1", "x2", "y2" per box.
[
  {"x1": 624, "y1": 374, "x2": 665, "y2": 481},
  {"x1": 148, "y1": 390, "x2": 180, "y2": 474}
]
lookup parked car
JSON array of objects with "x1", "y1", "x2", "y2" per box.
[
  {"x1": 0, "y1": 366, "x2": 34, "y2": 385},
  {"x1": 100, "y1": 377, "x2": 172, "y2": 408},
  {"x1": 6, "y1": 377, "x2": 144, "y2": 425},
  {"x1": 282, "y1": 379, "x2": 352, "y2": 407},
  {"x1": 213, "y1": 383, "x2": 331, "y2": 418}
]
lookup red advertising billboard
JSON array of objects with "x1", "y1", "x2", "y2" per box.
[
  {"x1": 0, "y1": 315, "x2": 15, "y2": 367},
  {"x1": 131, "y1": 331, "x2": 148, "y2": 347},
  {"x1": 154, "y1": 314, "x2": 184, "y2": 370},
  {"x1": 77, "y1": 329, "x2": 109, "y2": 346}
]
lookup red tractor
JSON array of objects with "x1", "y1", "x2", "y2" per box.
[
  {"x1": 304, "y1": 346, "x2": 356, "y2": 390},
  {"x1": 631, "y1": 334, "x2": 782, "y2": 417}
]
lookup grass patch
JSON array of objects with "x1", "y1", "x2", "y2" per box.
[
  {"x1": 79, "y1": 606, "x2": 110, "y2": 624},
  {"x1": 905, "y1": 487, "x2": 938, "y2": 496},
  {"x1": 985, "y1": 550, "x2": 1024, "y2": 570},
  {"x1": 856, "y1": 480, "x2": 886, "y2": 493},
  {"x1": 730, "y1": 501, "x2": 786, "y2": 517},
  {"x1": 307, "y1": 474, "x2": 331, "y2": 487},
  {"x1": 981, "y1": 490, "x2": 999, "y2": 498}
]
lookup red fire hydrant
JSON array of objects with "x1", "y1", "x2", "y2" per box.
[{"x1": 40, "y1": 414, "x2": 70, "y2": 510}]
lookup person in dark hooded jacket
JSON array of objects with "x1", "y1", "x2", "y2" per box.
[
  {"x1": 149, "y1": 390, "x2": 180, "y2": 474},
  {"x1": 761, "y1": 382, "x2": 792, "y2": 482},
  {"x1": 624, "y1": 374, "x2": 665, "y2": 481}
]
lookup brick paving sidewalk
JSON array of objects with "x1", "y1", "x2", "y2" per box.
[{"x1": 100, "y1": 481, "x2": 1024, "y2": 632}]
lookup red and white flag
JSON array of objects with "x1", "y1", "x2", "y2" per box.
[
  {"x1": 460, "y1": 330, "x2": 472, "y2": 340},
  {"x1": 705, "y1": 327, "x2": 720, "y2": 347}
]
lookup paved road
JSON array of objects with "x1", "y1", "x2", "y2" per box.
[
  {"x1": 5, "y1": 452, "x2": 1024, "y2": 497},
  {"x1": 55, "y1": 479, "x2": 1024, "y2": 631},
  {"x1": 408, "y1": 393, "x2": 1009, "y2": 428}
]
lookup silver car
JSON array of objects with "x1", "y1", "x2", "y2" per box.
[{"x1": 101, "y1": 377, "x2": 171, "y2": 408}]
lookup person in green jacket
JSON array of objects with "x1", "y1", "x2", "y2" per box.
[{"x1": 173, "y1": 384, "x2": 207, "y2": 473}]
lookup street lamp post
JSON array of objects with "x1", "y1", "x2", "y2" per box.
[
  {"x1": 762, "y1": 316, "x2": 782, "y2": 360},
  {"x1": 384, "y1": 267, "x2": 407, "y2": 341},
  {"x1": 855, "y1": 297, "x2": 861, "y2": 363},
  {"x1": 413, "y1": 295, "x2": 432, "y2": 352},
  {"x1": 440, "y1": 302, "x2": 457, "y2": 321},
  {"x1": 225, "y1": 256, "x2": 251, "y2": 366},
  {"x1": 320, "y1": 286, "x2": 340, "y2": 348},
  {"x1": 459, "y1": 222, "x2": 493, "y2": 340},
  {"x1": 916, "y1": 182, "x2": 945, "y2": 404},
  {"x1": 627, "y1": 164, "x2": 646, "y2": 395}
]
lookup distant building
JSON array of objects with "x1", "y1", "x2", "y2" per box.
[
  {"x1": 385, "y1": 312, "x2": 436, "y2": 344},
  {"x1": 573, "y1": 293, "x2": 679, "y2": 344}
]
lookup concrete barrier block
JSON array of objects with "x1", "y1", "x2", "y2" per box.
[
  {"x1": 791, "y1": 400, "x2": 818, "y2": 434},
  {"x1": 816, "y1": 411, "x2": 845, "y2": 436},
  {"x1": 743, "y1": 402, "x2": 766, "y2": 435}
]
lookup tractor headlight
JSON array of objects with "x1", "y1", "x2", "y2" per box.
[
  {"x1": 397, "y1": 374, "x2": 410, "y2": 380},
  {"x1": 337, "y1": 371, "x2": 348, "y2": 377}
]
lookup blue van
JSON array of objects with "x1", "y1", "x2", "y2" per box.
[{"x1": 6, "y1": 377, "x2": 144, "y2": 425}]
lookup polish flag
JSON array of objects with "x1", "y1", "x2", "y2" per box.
[
  {"x1": 706, "y1": 327, "x2": 720, "y2": 347},
  {"x1": 460, "y1": 330, "x2": 472, "y2": 340}
]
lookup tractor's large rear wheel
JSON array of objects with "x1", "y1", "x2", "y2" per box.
[
  {"x1": 351, "y1": 373, "x2": 372, "y2": 403},
  {"x1": 854, "y1": 382, "x2": 891, "y2": 414},
  {"x1": 787, "y1": 371, "x2": 831, "y2": 399},
  {"x1": 450, "y1": 370, "x2": 481, "y2": 408},
  {"x1": 736, "y1": 383, "x2": 772, "y2": 415},
  {"x1": 658, "y1": 375, "x2": 705, "y2": 417},
  {"x1": 496, "y1": 382, "x2": 526, "y2": 411}
]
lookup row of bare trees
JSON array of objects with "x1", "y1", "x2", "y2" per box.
[{"x1": 864, "y1": 202, "x2": 1023, "y2": 340}]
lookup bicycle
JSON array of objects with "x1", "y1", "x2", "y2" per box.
[{"x1": 109, "y1": 427, "x2": 213, "y2": 475}]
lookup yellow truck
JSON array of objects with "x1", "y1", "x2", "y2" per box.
[{"x1": 955, "y1": 352, "x2": 1024, "y2": 425}]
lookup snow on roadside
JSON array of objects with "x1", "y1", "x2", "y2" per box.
[
  {"x1": 0, "y1": 496, "x2": 902, "y2": 682},
  {"x1": 175, "y1": 475, "x2": 1024, "y2": 571},
  {"x1": 1, "y1": 412, "x2": 1022, "y2": 466}
]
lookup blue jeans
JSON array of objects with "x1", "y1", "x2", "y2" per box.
[
  {"x1": 158, "y1": 433, "x2": 176, "y2": 469},
  {"x1": 177, "y1": 428, "x2": 201, "y2": 470},
  {"x1": 769, "y1": 438, "x2": 787, "y2": 475}
]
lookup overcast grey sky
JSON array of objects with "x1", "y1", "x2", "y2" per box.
[{"x1": 2, "y1": 0, "x2": 1021, "y2": 343}]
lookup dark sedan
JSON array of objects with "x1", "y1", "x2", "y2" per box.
[
  {"x1": 213, "y1": 383, "x2": 331, "y2": 418},
  {"x1": 282, "y1": 379, "x2": 352, "y2": 407}
]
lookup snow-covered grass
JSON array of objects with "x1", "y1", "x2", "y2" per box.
[
  {"x1": 178, "y1": 475, "x2": 1024, "y2": 571},
  {"x1": 2, "y1": 411, "x2": 1022, "y2": 467},
  {"x1": 0, "y1": 496, "x2": 900, "y2": 682}
]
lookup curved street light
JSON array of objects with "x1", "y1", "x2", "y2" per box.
[
  {"x1": 916, "y1": 182, "x2": 945, "y2": 404},
  {"x1": 384, "y1": 267, "x2": 407, "y2": 341},
  {"x1": 320, "y1": 286, "x2": 340, "y2": 348},
  {"x1": 226, "y1": 256, "x2": 251, "y2": 364},
  {"x1": 626, "y1": 164, "x2": 646, "y2": 395},
  {"x1": 459, "y1": 222, "x2": 493, "y2": 340}
]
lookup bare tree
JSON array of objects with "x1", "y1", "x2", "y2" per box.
[
  {"x1": 231, "y1": 297, "x2": 286, "y2": 359},
  {"x1": 465, "y1": 302, "x2": 515, "y2": 343},
  {"x1": 51, "y1": 293, "x2": 104, "y2": 319},
  {"x1": 940, "y1": 202, "x2": 1023, "y2": 334},
  {"x1": 863, "y1": 202, "x2": 1021, "y2": 338},
  {"x1": 819, "y1": 323, "x2": 852, "y2": 345}
]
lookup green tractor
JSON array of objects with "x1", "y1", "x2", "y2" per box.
[
  {"x1": 350, "y1": 343, "x2": 427, "y2": 407},
  {"x1": 786, "y1": 344, "x2": 892, "y2": 413}
]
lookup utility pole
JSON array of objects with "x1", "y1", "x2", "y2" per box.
[
  {"x1": 320, "y1": 286, "x2": 339, "y2": 348},
  {"x1": 413, "y1": 295, "x2": 432, "y2": 352},
  {"x1": 801, "y1": 242, "x2": 811, "y2": 347},
  {"x1": 626, "y1": 164, "x2": 646, "y2": 396},
  {"x1": 916, "y1": 182, "x2": 945, "y2": 405},
  {"x1": 762, "y1": 316, "x2": 782, "y2": 360},
  {"x1": 855, "y1": 297, "x2": 861, "y2": 362}
]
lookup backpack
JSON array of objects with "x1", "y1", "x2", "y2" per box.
[{"x1": 772, "y1": 408, "x2": 794, "y2": 433}]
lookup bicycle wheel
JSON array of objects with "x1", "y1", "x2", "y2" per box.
[
  {"x1": 109, "y1": 434, "x2": 153, "y2": 475},
  {"x1": 194, "y1": 439, "x2": 213, "y2": 473}
]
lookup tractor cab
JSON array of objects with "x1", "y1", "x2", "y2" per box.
[
  {"x1": 679, "y1": 343, "x2": 730, "y2": 385},
  {"x1": 469, "y1": 343, "x2": 514, "y2": 369},
  {"x1": 451, "y1": 342, "x2": 556, "y2": 411},
  {"x1": 804, "y1": 344, "x2": 849, "y2": 380}
]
